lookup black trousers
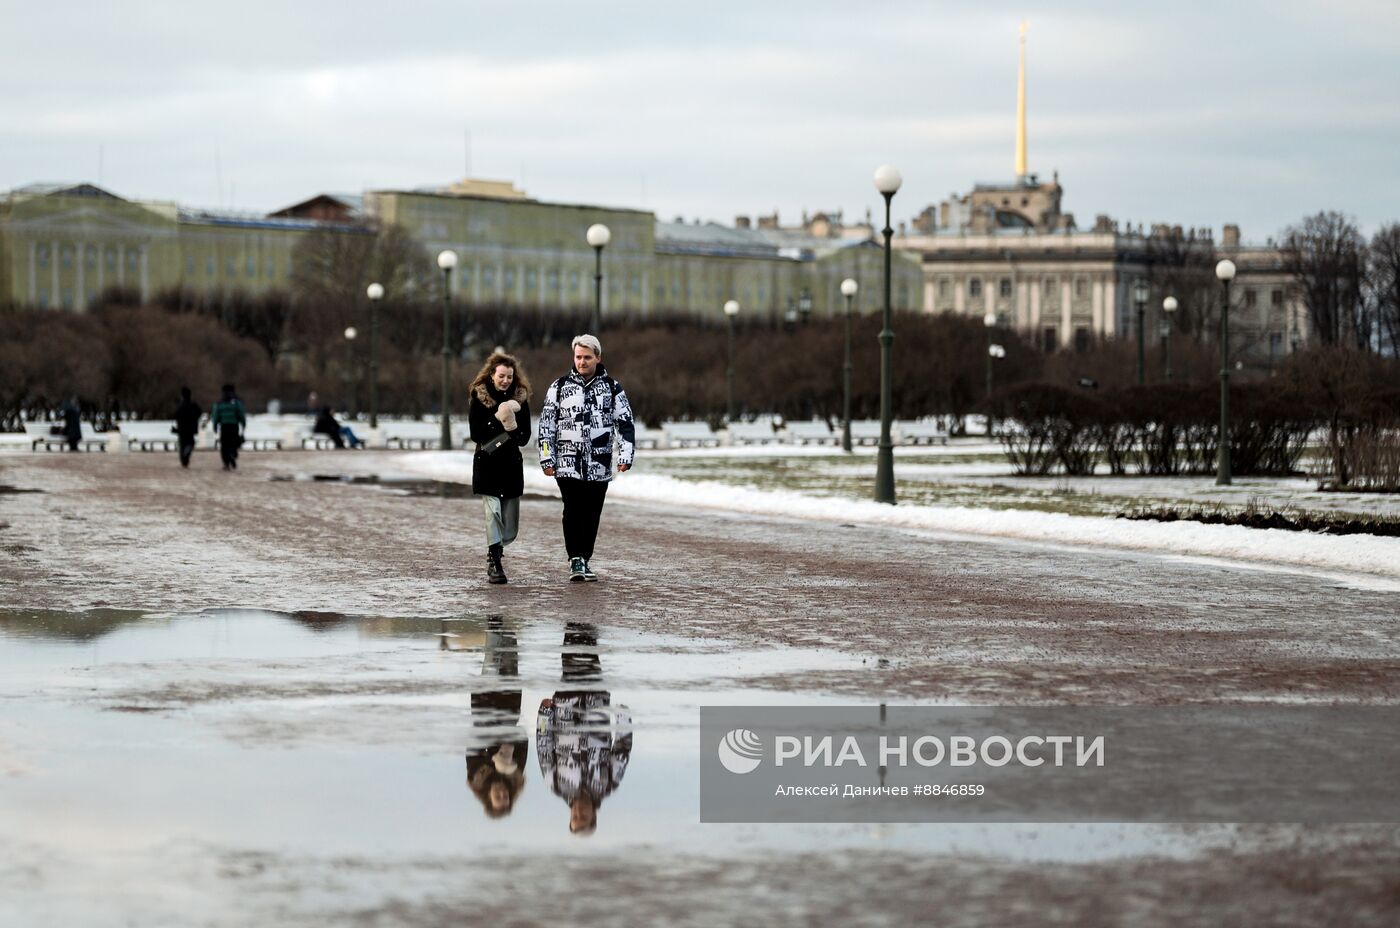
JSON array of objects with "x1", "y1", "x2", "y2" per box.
[
  {"x1": 556, "y1": 477, "x2": 609, "y2": 560},
  {"x1": 219, "y1": 425, "x2": 241, "y2": 468},
  {"x1": 178, "y1": 436, "x2": 196, "y2": 467}
]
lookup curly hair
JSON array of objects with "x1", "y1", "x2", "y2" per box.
[{"x1": 468, "y1": 352, "x2": 531, "y2": 399}]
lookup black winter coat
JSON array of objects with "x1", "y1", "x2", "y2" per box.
[{"x1": 469, "y1": 383, "x2": 532, "y2": 499}]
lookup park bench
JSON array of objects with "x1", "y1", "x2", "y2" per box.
[
  {"x1": 630, "y1": 423, "x2": 659, "y2": 450},
  {"x1": 782, "y1": 421, "x2": 837, "y2": 446},
  {"x1": 849, "y1": 419, "x2": 883, "y2": 446},
  {"x1": 895, "y1": 420, "x2": 949, "y2": 445},
  {"x1": 120, "y1": 421, "x2": 181, "y2": 452},
  {"x1": 214, "y1": 420, "x2": 287, "y2": 451},
  {"x1": 383, "y1": 421, "x2": 444, "y2": 450},
  {"x1": 24, "y1": 421, "x2": 109, "y2": 451},
  {"x1": 662, "y1": 421, "x2": 720, "y2": 448},
  {"x1": 728, "y1": 421, "x2": 779, "y2": 446}
]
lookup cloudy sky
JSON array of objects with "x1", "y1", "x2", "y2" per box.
[{"x1": 3, "y1": 0, "x2": 1398, "y2": 240}]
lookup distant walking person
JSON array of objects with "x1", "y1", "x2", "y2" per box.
[
  {"x1": 468, "y1": 352, "x2": 532, "y2": 584},
  {"x1": 61, "y1": 398, "x2": 82, "y2": 452},
  {"x1": 174, "y1": 387, "x2": 202, "y2": 468},
  {"x1": 536, "y1": 335, "x2": 635, "y2": 582},
  {"x1": 210, "y1": 384, "x2": 246, "y2": 471}
]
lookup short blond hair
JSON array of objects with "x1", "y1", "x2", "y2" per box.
[{"x1": 572, "y1": 334, "x2": 602, "y2": 356}]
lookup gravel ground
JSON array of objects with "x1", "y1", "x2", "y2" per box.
[{"x1": 1, "y1": 450, "x2": 1398, "y2": 927}]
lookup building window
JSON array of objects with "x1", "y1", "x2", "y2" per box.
[
  {"x1": 503, "y1": 268, "x2": 515, "y2": 289},
  {"x1": 459, "y1": 268, "x2": 472, "y2": 289},
  {"x1": 999, "y1": 278, "x2": 1012, "y2": 298},
  {"x1": 630, "y1": 274, "x2": 641, "y2": 295},
  {"x1": 206, "y1": 258, "x2": 215, "y2": 277},
  {"x1": 85, "y1": 246, "x2": 97, "y2": 269},
  {"x1": 938, "y1": 278, "x2": 950, "y2": 298},
  {"x1": 547, "y1": 269, "x2": 560, "y2": 291},
  {"x1": 225, "y1": 257, "x2": 236, "y2": 276},
  {"x1": 969, "y1": 278, "x2": 982, "y2": 298},
  {"x1": 525, "y1": 268, "x2": 537, "y2": 290},
  {"x1": 245, "y1": 256, "x2": 256, "y2": 277},
  {"x1": 105, "y1": 249, "x2": 117, "y2": 270},
  {"x1": 37, "y1": 288, "x2": 50, "y2": 306},
  {"x1": 266, "y1": 259, "x2": 276, "y2": 278},
  {"x1": 62, "y1": 246, "x2": 74, "y2": 269},
  {"x1": 655, "y1": 284, "x2": 666, "y2": 300},
  {"x1": 1271, "y1": 289, "x2": 1283, "y2": 307},
  {"x1": 482, "y1": 268, "x2": 495, "y2": 289},
  {"x1": 1269, "y1": 332, "x2": 1283, "y2": 358},
  {"x1": 568, "y1": 270, "x2": 580, "y2": 291},
  {"x1": 1074, "y1": 326, "x2": 1091, "y2": 352},
  {"x1": 185, "y1": 256, "x2": 195, "y2": 274},
  {"x1": 1245, "y1": 289, "x2": 1257, "y2": 308},
  {"x1": 1043, "y1": 276, "x2": 1056, "y2": 295},
  {"x1": 1042, "y1": 327, "x2": 1057, "y2": 352},
  {"x1": 1074, "y1": 277, "x2": 1087, "y2": 298},
  {"x1": 128, "y1": 251, "x2": 139, "y2": 273}
]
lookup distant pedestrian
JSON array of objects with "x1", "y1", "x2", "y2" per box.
[
  {"x1": 468, "y1": 352, "x2": 532, "y2": 584},
  {"x1": 536, "y1": 335, "x2": 635, "y2": 582},
  {"x1": 210, "y1": 384, "x2": 246, "y2": 470},
  {"x1": 61, "y1": 398, "x2": 82, "y2": 452},
  {"x1": 173, "y1": 387, "x2": 202, "y2": 468}
]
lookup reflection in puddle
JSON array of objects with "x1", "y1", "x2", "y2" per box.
[{"x1": 0, "y1": 607, "x2": 1240, "y2": 865}]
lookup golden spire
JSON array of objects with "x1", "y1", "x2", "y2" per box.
[{"x1": 1016, "y1": 20, "x2": 1029, "y2": 181}]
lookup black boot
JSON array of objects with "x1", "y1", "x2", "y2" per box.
[{"x1": 487, "y1": 543, "x2": 507, "y2": 584}]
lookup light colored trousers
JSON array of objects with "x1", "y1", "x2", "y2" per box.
[{"x1": 484, "y1": 496, "x2": 521, "y2": 547}]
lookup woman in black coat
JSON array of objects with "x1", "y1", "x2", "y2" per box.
[{"x1": 468, "y1": 352, "x2": 532, "y2": 584}]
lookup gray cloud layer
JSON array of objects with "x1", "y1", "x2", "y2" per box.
[{"x1": 3, "y1": 0, "x2": 1398, "y2": 240}]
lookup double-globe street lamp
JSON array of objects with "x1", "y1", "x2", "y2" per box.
[
  {"x1": 437, "y1": 249, "x2": 458, "y2": 451},
  {"x1": 1215, "y1": 259, "x2": 1236, "y2": 485},
  {"x1": 1133, "y1": 277, "x2": 1150, "y2": 386},
  {"x1": 365, "y1": 282, "x2": 384, "y2": 428},
  {"x1": 1161, "y1": 295, "x2": 1178, "y2": 382},
  {"x1": 873, "y1": 165, "x2": 901, "y2": 505},
  {"x1": 586, "y1": 223, "x2": 610, "y2": 333},
  {"x1": 723, "y1": 299, "x2": 740, "y2": 421},
  {"x1": 840, "y1": 277, "x2": 858, "y2": 453}
]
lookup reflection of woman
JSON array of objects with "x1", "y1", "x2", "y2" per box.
[
  {"x1": 467, "y1": 353, "x2": 532, "y2": 585},
  {"x1": 536, "y1": 623, "x2": 633, "y2": 835},
  {"x1": 466, "y1": 617, "x2": 527, "y2": 818}
]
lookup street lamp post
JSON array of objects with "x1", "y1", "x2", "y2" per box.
[
  {"x1": 873, "y1": 164, "x2": 901, "y2": 505},
  {"x1": 1162, "y1": 295, "x2": 1178, "y2": 382},
  {"x1": 366, "y1": 282, "x2": 384, "y2": 429},
  {"x1": 437, "y1": 249, "x2": 458, "y2": 451},
  {"x1": 343, "y1": 326, "x2": 358, "y2": 416},
  {"x1": 723, "y1": 299, "x2": 740, "y2": 421},
  {"x1": 1215, "y1": 259, "x2": 1236, "y2": 485},
  {"x1": 1133, "y1": 277, "x2": 1149, "y2": 386},
  {"x1": 586, "y1": 223, "x2": 610, "y2": 333},
  {"x1": 983, "y1": 311, "x2": 997, "y2": 408},
  {"x1": 840, "y1": 278, "x2": 858, "y2": 453},
  {"x1": 798, "y1": 289, "x2": 812, "y2": 325}
]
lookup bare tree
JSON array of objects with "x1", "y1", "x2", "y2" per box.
[
  {"x1": 1281, "y1": 211, "x2": 1368, "y2": 348},
  {"x1": 1368, "y1": 222, "x2": 1400, "y2": 356},
  {"x1": 1144, "y1": 227, "x2": 1217, "y2": 338}
]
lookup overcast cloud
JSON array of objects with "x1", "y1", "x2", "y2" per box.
[{"x1": 3, "y1": 0, "x2": 1398, "y2": 240}]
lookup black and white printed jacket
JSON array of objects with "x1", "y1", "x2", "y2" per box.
[{"x1": 536, "y1": 364, "x2": 636, "y2": 481}]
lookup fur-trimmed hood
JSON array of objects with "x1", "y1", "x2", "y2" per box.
[{"x1": 474, "y1": 383, "x2": 529, "y2": 409}]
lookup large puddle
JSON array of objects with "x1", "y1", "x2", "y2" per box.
[{"x1": 0, "y1": 608, "x2": 1240, "y2": 865}]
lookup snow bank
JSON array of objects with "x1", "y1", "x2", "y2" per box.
[{"x1": 395, "y1": 452, "x2": 1400, "y2": 582}]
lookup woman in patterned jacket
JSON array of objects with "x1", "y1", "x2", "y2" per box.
[{"x1": 535, "y1": 335, "x2": 636, "y2": 582}]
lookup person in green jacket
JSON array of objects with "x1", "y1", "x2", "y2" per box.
[{"x1": 210, "y1": 384, "x2": 246, "y2": 470}]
